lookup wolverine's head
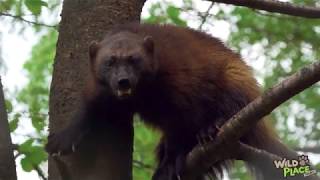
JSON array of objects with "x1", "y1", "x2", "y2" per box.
[{"x1": 89, "y1": 31, "x2": 156, "y2": 100}]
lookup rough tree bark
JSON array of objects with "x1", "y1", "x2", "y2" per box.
[
  {"x1": 0, "y1": 77, "x2": 17, "y2": 180},
  {"x1": 48, "y1": 1, "x2": 145, "y2": 180}
]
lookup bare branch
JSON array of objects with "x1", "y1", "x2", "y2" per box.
[
  {"x1": 207, "y1": 0, "x2": 320, "y2": 18},
  {"x1": 182, "y1": 60, "x2": 320, "y2": 180},
  {"x1": 294, "y1": 146, "x2": 320, "y2": 154},
  {"x1": 133, "y1": 160, "x2": 154, "y2": 170},
  {"x1": 0, "y1": 12, "x2": 57, "y2": 28},
  {"x1": 33, "y1": 165, "x2": 47, "y2": 180},
  {"x1": 198, "y1": 2, "x2": 214, "y2": 30},
  {"x1": 238, "y1": 142, "x2": 285, "y2": 178}
]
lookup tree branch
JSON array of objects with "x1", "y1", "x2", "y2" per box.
[
  {"x1": 294, "y1": 146, "x2": 320, "y2": 154},
  {"x1": 182, "y1": 60, "x2": 320, "y2": 180},
  {"x1": 198, "y1": 2, "x2": 214, "y2": 30},
  {"x1": 0, "y1": 12, "x2": 57, "y2": 28},
  {"x1": 132, "y1": 160, "x2": 154, "y2": 170},
  {"x1": 207, "y1": 0, "x2": 320, "y2": 18},
  {"x1": 33, "y1": 165, "x2": 47, "y2": 180}
]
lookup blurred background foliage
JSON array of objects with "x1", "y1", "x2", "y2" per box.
[{"x1": 0, "y1": 0, "x2": 319, "y2": 179}]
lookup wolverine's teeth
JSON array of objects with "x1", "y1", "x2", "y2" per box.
[
  {"x1": 126, "y1": 88, "x2": 132, "y2": 95},
  {"x1": 117, "y1": 88, "x2": 132, "y2": 97},
  {"x1": 117, "y1": 90, "x2": 122, "y2": 97}
]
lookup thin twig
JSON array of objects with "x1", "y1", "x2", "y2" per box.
[
  {"x1": 198, "y1": 2, "x2": 215, "y2": 30},
  {"x1": 133, "y1": 160, "x2": 154, "y2": 170},
  {"x1": 0, "y1": 12, "x2": 57, "y2": 28},
  {"x1": 208, "y1": 0, "x2": 320, "y2": 18},
  {"x1": 33, "y1": 165, "x2": 47, "y2": 180},
  {"x1": 294, "y1": 146, "x2": 320, "y2": 154}
]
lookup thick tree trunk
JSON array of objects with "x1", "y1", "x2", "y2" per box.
[
  {"x1": 0, "y1": 77, "x2": 17, "y2": 180},
  {"x1": 48, "y1": 1, "x2": 145, "y2": 180}
]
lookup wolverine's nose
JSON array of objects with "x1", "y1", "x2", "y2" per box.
[{"x1": 118, "y1": 78, "x2": 131, "y2": 90}]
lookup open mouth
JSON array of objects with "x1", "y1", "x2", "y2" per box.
[{"x1": 117, "y1": 88, "x2": 132, "y2": 98}]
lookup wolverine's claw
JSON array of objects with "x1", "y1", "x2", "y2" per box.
[
  {"x1": 196, "y1": 134, "x2": 206, "y2": 151},
  {"x1": 72, "y1": 144, "x2": 76, "y2": 152},
  {"x1": 177, "y1": 174, "x2": 181, "y2": 180}
]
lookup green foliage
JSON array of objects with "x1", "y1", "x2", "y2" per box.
[
  {"x1": 9, "y1": 113, "x2": 20, "y2": 132},
  {"x1": 0, "y1": 0, "x2": 59, "y2": 15},
  {"x1": 5, "y1": 99, "x2": 13, "y2": 113},
  {"x1": 143, "y1": 2, "x2": 187, "y2": 26},
  {"x1": 17, "y1": 29, "x2": 57, "y2": 133},
  {"x1": 0, "y1": 0, "x2": 23, "y2": 15},
  {"x1": 10, "y1": 29, "x2": 57, "y2": 175},
  {"x1": 166, "y1": 5, "x2": 187, "y2": 27},
  {"x1": 5, "y1": 100, "x2": 21, "y2": 133},
  {"x1": 227, "y1": 3, "x2": 320, "y2": 144},
  {"x1": 24, "y1": 0, "x2": 48, "y2": 15},
  {"x1": 229, "y1": 161, "x2": 249, "y2": 180},
  {"x1": 19, "y1": 139, "x2": 47, "y2": 172},
  {"x1": 0, "y1": 0, "x2": 60, "y2": 32},
  {"x1": 133, "y1": 118, "x2": 159, "y2": 179}
]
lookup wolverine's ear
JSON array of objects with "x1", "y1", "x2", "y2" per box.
[
  {"x1": 89, "y1": 41, "x2": 99, "y2": 63},
  {"x1": 143, "y1": 36, "x2": 154, "y2": 53}
]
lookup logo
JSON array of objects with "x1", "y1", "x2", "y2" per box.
[{"x1": 273, "y1": 155, "x2": 317, "y2": 177}]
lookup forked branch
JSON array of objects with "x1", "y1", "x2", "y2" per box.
[{"x1": 182, "y1": 60, "x2": 320, "y2": 179}]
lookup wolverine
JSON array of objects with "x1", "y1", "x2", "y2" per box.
[{"x1": 46, "y1": 23, "x2": 298, "y2": 180}]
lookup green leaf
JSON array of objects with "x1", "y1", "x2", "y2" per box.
[
  {"x1": 18, "y1": 139, "x2": 47, "y2": 171},
  {"x1": 166, "y1": 5, "x2": 187, "y2": 27},
  {"x1": 20, "y1": 157, "x2": 34, "y2": 172},
  {"x1": 19, "y1": 139, "x2": 34, "y2": 152},
  {"x1": 9, "y1": 113, "x2": 21, "y2": 132},
  {"x1": 166, "y1": 5, "x2": 180, "y2": 19},
  {"x1": 5, "y1": 100, "x2": 13, "y2": 113},
  {"x1": 28, "y1": 146, "x2": 47, "y2": 165},
  {"x1": 30, "y1": 111, "x2": 45, "y2": 132},
  {"x1": 24, "y1": 0, "x2": 48, "y2": 15}
]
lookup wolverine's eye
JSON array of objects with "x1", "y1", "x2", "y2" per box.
[
  {"x1": 128, "y1": 55, "x2": 141, "y2": 65},
  {"x1": 105, "y1": 56, "x2": 116, "y2": 67}
]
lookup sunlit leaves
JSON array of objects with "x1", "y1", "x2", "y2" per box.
[
  {"x1": 133, "y1": 117, "x2": 159, "y2": 179},
  {"x1": 143, "y1": 2, "x2": 187, "y2": 26},
  {"x1": 17, "y1": 30, "x2": 57, "y2": 133},
  {"x1": 0, "y1": 0, "x2": 60, "y2": 32},
  {"x1": 166, "y1": 5, "x2": 187, "y2": 27},
  {"x1": 225, "y1": 1, "x2": 320, "y2": 145},
  {"x1": 5, "y1": 100, "x2": 13, "y2": 113},
  {"x1": 24, "y1": 0, "x2": 48, "y2": 15},
  {"x1": 18, "y1": 139, "x2": 47, "y2": 172},
  {"x1": 0, "y1": 0, "x2": 19, "y2": 12},
  {"x1": 9, "y1": 113, "x2": 20, "y2": 132},
  {"x1": 6, "y1": 100, "x2": 21, "y2": 133},
  {"x1": 11, "y1": 30, "x2": 57, "y2": 175}
]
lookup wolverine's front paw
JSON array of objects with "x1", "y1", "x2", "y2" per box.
[
  {"x1": 45, "y1": 128, "x2": 85, "y2": 156},
  {"x1": 152, "y1": 155, "x2": 186, "y2": 180},
  {"x1": 152, "y1": 165, "x2": 176, "y2": 180}
]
